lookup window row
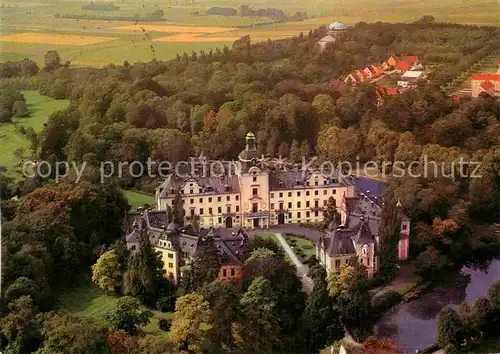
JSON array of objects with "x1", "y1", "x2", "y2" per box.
[
  {"x1": 271, "y1": 189, "x2": 336, "y2": 198},
  {"x1": 271, "y1": 200, "x2": 331, "y2": 210},
  {"x1": 190, "y1": 205, "x2": 240, "y2": 216},
  {"x1": 188, "y1": 195, "x2": 239, "y2": 204}
]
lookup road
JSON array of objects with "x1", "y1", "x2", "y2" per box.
[{"x1": 274, "y1": 232, "x2": 314, "y2": 293}]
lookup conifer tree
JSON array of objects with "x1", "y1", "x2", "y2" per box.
[{"x1": 122, "y1": 230, "x2": 170, "y2": 306}]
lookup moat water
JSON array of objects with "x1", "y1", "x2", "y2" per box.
[{"x1": 374, "y1": 259, "x2": 500, "y2": 353}]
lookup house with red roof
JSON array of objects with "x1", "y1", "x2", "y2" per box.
[
  {"x1": 383, "y1": 55, "x2": 419, "y2": 72},
  {"x1": 471, "y1": 73, "x2": 500, "y2": 98}
]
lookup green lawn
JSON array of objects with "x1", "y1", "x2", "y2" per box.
[
  {"x1": 285, "y1": 234, "x2": 316, "y2": 262},
  {"x1": 123, "y1": 189, "x2": 156, "y2": 210},
  {"x1": 0, "y1": 90, "x2": 69, "y2": 177},
  {"x1": 58, "y1": 274, "x2": 171, "y2": 336}
]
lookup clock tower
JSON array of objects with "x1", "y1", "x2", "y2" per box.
[{"x1": 238, "y1": 132, "x2": 270, "y2": 229}]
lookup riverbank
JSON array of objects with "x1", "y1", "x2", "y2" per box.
[{"x1": 374, "y1": 259, "x2": 500, "y2": 353}]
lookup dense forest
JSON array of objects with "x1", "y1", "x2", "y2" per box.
[{"x1": 0, "y1": 19, "x2": 499, "y2": 353}]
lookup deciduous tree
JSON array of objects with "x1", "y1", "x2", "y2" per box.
[{"x1": 170, "y1": 293, "x2": 213, "y2": 353}]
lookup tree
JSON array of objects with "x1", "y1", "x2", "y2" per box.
[
  {"x1": 236, "y1": 277, "x2": 280, "y2": 353},
  {"x1": 178, "y1": 239, "x2": 220, "y2": 294},
  {"x1": 201, "y1": 282, "x2": 240, "y2": 353},
  {"x1": 170, "y1": 293, "x2": 213, "y2": 353},
  {"x1": 378, "y1": 194, "x2": 402, "y2": 278},
  {"x1": 472, "y1": 297, "x2": 493, "y2": 334},
  {"x1": 436, "y1": 307, "x2": 462, "y2": 347},
  {"x1": 362, "y1": 336, "x2": 398, "y2": 354},
  {"x1": 0, "y1": 296, "x2": 41, "y2": 354},
  {"x1": 138, "y1": 334, "x2": 175, "y2": 354},
  {"x1": 327, "y1": 259, "x2": 373, "y2": 341},
  {"x1": 105, "y1": 330, "x2": 138, "y2": 354},
  {"x1": 38, "y1": 312, "x2": 109, "y2": 354},
  {"x1": 104, "y1": 296, "x2": 152, "y2": 334},
  {"x1": 246, "y1": 247, "x2": 276, "y2": 261},
  {"x1": 44, "y1": 50, "x2": 61, "y2": 71},
  {"x1": 327, "y1": 260, "x2": 368, "y2": 301},
  {"x1": 122, "y1": 230, "x2": 169, "y2": 306},
  {"x1": 172, "y1": 188, "x2": 185, "y2": 225},
  {"x1": 248, "y1": 235, "x2": 285, "y2": 259},
  {"x1": 92, "y1": 250, "x2": 122, "y2": 294},
  {"x1": 316, "y1": 126, "x2": 361, "y2": 163},
  {"x1": 12, "y1": 100, "x2": 29, "y2": 117},
  {"x1": 301, "y1": 283, "x2": 343, "y2": 352},
  {"x1": 323, "y1": 196, "x2": 341, "y2": 227},
  {"x1": 3, "y1": 276, "x2": 51, "y2": 312}
]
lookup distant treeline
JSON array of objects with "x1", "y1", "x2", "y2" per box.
[
  {"x1": 57, "y1": 9, "x2": 164, "y2": 21},
  {"x1": 207, "y1": 7, "x2": 237, "y2": 16},
  {"x1": 81, "y1": 2, "x2": 120, "y2": 11},
  {"x1": 205, "y1": 5, "x2": 308, "y2": 21}
]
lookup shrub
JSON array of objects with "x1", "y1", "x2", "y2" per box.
[
  {"x1": 156, "y1": 295, "x2": 175, "y2": 313},
  {"x1": 372, "y1": 290, "x2": 402, "y2": 315},
  {"x1": 306, "y1": 254, "x2": 318, "y2": 266},
  {"x1": 158, "y1": 317, "x2": 172, "y2": 332}
]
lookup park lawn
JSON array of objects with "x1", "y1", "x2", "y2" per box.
[
  {"x1": 0, "y1": 90, "x2": 68, "y2": 177},
  {"x1": 58, "y1": 274, "x2": 170, "y2": 336},
  {"x1": 123, "y1": 189, "x2": 156, "y2": 210},
  {"x1": 285, "y1": 234, "x2": 316, "y2": 262}
]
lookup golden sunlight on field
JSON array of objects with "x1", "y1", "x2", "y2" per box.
[
  {"x1": 1, "y1": 1, "x2": 46, "y2": 7},
  {"x1": 112, "y1": 24, "x2": 233, "y2": 34},
  {"x1": 153, "y1": 33, "x2": 240, "y2": 42},
  {"x1": 0, "y1": 32, "x2": 118, "y2": 45}
]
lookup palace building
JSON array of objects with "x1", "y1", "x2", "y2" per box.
[{"x1": 155, "y1": 132, "x2": 357, "y2": 229}]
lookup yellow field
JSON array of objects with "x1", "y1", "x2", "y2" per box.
[
  {"x1": 112, "y1": 24, "x2": 233, "y2": 34},
  {"x1": 154, "y1": 33, "x2": 240, "y2": 42},
  {"x1": 0, "y1": 32, "x2": 118, "y2": 45},
  {"x1": 1, "y1": 1, "x2": 46, "y2": 7}
]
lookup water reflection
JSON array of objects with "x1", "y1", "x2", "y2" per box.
[{"x1": 374, "y1": 259, "x2": 500, "y2": 353}]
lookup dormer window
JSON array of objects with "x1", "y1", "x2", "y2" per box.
[
  {"x1": 170, "y1": 188, "x2": 175, "y2": 194},
  {"x1": 278, "y1": 181, "x2": 284, "y2": 188}
]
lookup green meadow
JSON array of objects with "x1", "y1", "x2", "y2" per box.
[
  {"x1": 57, "y1": 275, "x2": 171, "y2": 336},
  {"x1": 123, "y1": 189, "x2": 156, "y2": 210},
  {"x1": 0, "y1": 90, "x2": 69, "y2": 177}
]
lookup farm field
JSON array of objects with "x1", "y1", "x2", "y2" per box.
[
  {"x1": 57, "y1": 275, "x2": 171, "y2": 336},
  {"x1": 0, "y1": 90, "x2": 69, "y2": 177},
  {"x1": 0, "y1": 0, "x2": 497, "y2": 67}
]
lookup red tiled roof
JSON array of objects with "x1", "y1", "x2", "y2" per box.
[
  {"x1": 397, "y1": 61, "x2": 410, "y2": 71},
  {"x1": 385, "y1": 87, "x2": 399, "y2": 95},
  {"x1": 388, "y1": 55, "x2": 400, "y2": 63},
  {"x1": 480, "y1": 80, "x2": 495, "y2": 91},
  {"x1": 472, "y1": 73, "x2": 500, "y2": 81},
  {"x1": 403, "y1": 55, "x2": 418, "y2": 64}
]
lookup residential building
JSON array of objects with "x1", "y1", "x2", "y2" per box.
[
  {"x1": 125, "y1": 209, "x2": 249, "y2": 284},
  {"x1": 316, "y1": 182, "x2": 410, "y2": 278},
  {"x1": 471, "y1": 73, "x2": 500, "y2": 98},
  {"x1": 155, "y1": 132, "x2": 356, "y2": 229},
  {"x1": 397, "y1": 70, "x2": 426, "y2": 87}
]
